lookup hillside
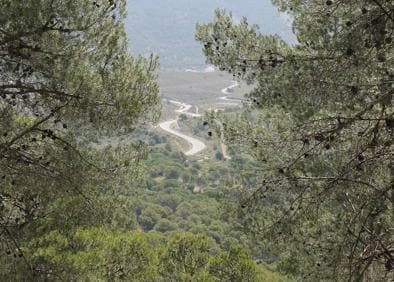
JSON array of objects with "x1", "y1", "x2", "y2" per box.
[{"x1": 126, "y1": 0, "x2": 295, "y2": 69}]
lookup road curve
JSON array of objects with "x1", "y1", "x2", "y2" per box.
[
  {"x1": 159, "y1": 119, "x2": 206, "y2": 156},
  {"x1": 219, "y1": 81, "x2": 241, "y2": 103},
  {"x1": 160, "y1": 99, "x2": 206, "y2": 156},
  {"x1": 159, "y1": 80, "x2": 239, "y2": 156},
  {"x1": 168, "y1": 100, "x2": 202, "y2": 117}
]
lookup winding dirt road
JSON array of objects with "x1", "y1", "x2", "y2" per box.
[
  {"x1": 219, "y1": 81, "x2": 240, "y2": 99},
  {"x1": 159, "y1": 80, "x2": 240, "y2": 156},
  {"x1": 159, "y1": 119, "x2": 206, "y2": 156},
  {"x1": 159, "y1": 100, "x2": 206, "y2": 156}
]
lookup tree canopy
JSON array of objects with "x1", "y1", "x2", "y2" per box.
[
  {"x1": 0, "y1": 0, "x2": 159, "y2": 277},
  {"x1": 196, "y1": 1, "x2": 393, "y2": 281},
  {"x1": 2, "y1": 0, "x2": 392, "y2": 280}
]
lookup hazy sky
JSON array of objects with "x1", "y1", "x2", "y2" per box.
[{"x1": 126, "y1": 0, "x2": 294, "y2": 69}]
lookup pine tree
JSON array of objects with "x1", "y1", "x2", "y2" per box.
[
  {"x1": 0, "y1": 0, "x2": 159, "y2": 277},
  {"x1": 196, "y1": 1, "x2": 393, "y2": 280}
]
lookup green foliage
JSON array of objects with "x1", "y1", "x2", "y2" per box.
[
  {"x1": 0, "y1": 0, "x2": 159, "y2": 277},
  {"x1": 209, "y1": 244, "x2": 259, "y2": 282},
  {"x1": 126, "y1": 0, "x2": 294, "y2": 69},
  {"x1": 215, "y1": 151, "x2": 224, "y2": 161},
  {"x1": 154, "y1": 219, "x2": 178, "y2": 233},
  {"x1": 21, "y1": 227, "x2": 280, "y2": 281},
  {"x1": 29, "y1": 228, "x2": 159, "y2": 281},
  {"x1": 160, "y1": 232, "x2": 215, "y2": 280},
  {"x1": 196, "y1": 2, "x2": 393, "y2": 281},
  {"x1": 3, "y1": 0, "x2": 370, "y2": 281}
]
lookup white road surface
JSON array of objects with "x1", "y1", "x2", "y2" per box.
[
  {"x1": 159, "y1": 80, "x2": 240, "y2": 156},
  {"x1": 168, "y1": 100, "x2": 202, "y2": 117},
  {"x1": 218, "y1": 81, "x2": 241, "y2": 103},
  {"x1": 159, "y1": 119, "x2": 206, "y2": 156},
  {"x1": 220, "y1": 81, "x2": 239, "y2": 95}
]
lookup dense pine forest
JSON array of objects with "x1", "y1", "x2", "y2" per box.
[{"x1": 0, "y1": 0, "x2": 393, "y2": 281}]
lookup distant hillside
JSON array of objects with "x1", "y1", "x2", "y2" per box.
[{"x1": 126, "y1": 0, "x2": 294, "y2": 70}]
